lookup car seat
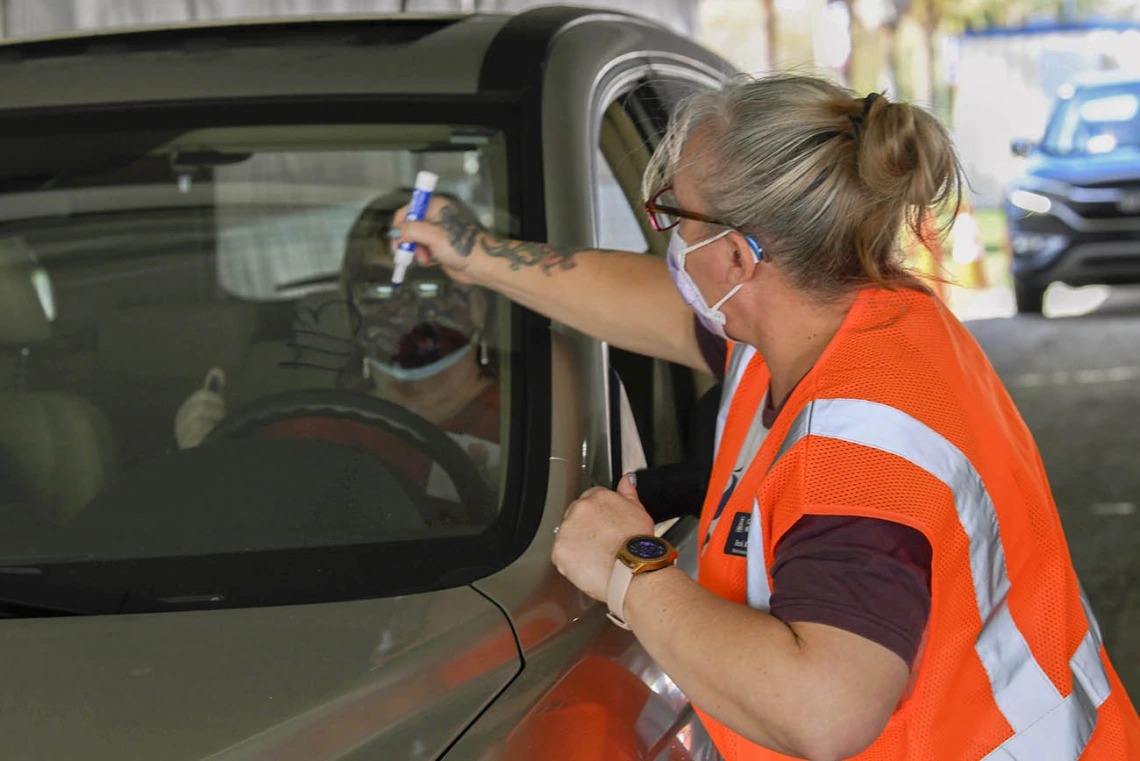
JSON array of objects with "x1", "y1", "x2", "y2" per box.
[{"x1": 0, "y1": 242, "x2": 117, "y2": 525}]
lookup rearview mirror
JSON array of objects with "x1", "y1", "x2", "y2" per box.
[
  {"x1": 170, "y1": 150, "x2": 253, "y2": 169},
  {"x1": 1011, "y1": 139, "x2": 1034, "y2": 158}
]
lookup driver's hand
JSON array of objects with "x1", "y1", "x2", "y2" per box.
[
  {"x1": 174, "y1": 368, "x2": 226, "y2": 450},
  {"x1": 389, "y1": 196, "x2": 487, "y2": 285}
]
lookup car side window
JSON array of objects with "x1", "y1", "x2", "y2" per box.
[{"x1": 594, "y1": 147, "x2": 649, "y2": 253}]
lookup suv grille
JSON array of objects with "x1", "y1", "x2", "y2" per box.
[{"x1": 1070, "y1": 183, "x2": 1140, "y2": 219}]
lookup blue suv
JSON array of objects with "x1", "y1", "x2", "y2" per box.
[{"x1": 1007, "y1": 72, "x2": 1140, "y2": 313}]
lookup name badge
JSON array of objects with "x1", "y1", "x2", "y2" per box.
[{"x1": 724, "y1": 511, "x2": 751, "y2": 557}]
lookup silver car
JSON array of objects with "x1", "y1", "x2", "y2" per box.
[{"x1": 0, "y1": 8, "x2": 734, "y2": 760}]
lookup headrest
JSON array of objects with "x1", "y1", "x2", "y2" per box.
[{"x1": 0, "y1": 238, "x2": 53, "y2": 345}]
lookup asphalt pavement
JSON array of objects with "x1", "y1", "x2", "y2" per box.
[{"x1": 966, "y1": 284, "x2": 1140, "y2": 703}]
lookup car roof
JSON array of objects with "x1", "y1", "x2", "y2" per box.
[{"x1": 0, "y1": 9, "x2": 662, "y2": 111}]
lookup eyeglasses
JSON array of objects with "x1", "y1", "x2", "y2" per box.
[
  {"x1": 353, "y1": 280, "x2": 449, "y2": 303},
  {"x1": 350, "y1": 265, "x2": 472, "y2": 305},
  {"x1": 645, "y1": 186, "x2": 732, "y2": 232}
]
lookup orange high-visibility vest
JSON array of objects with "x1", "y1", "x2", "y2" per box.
[{"x1": 695, "y1": 286, "x2": 1140, "y2": 760}]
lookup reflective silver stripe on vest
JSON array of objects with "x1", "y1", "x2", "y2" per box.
[
  {"x1": 745, "y1": 496, "x2": 770, "y2": 610},
  {"x1": 703, "y1": 395, "x2": 770, "y2": 556},
  {"x1": 981, "y1": 589, "x2": 1111, "y2": 759},
  {"x1": 762, "y1": 398, "x2": 1111, "y2": 759},
  {"x1": 714, "y1": 344, "x2": 756, "y2": 462}
]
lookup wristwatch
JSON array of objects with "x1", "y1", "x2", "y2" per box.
[{"x1": 606, "y1": 534, "x2": 678, "y2": 629}]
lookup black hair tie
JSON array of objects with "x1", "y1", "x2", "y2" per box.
[{"x1": 850, "y1": 92, "x2": 882, "y2": 141}]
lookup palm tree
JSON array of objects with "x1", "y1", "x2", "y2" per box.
[
  {"x1": 840, "y1": 0, "x2": 874, "y2": 92},
  {"x1": 883, "y1": 0, "x2": 913, "y2": 97},
  {"x1": 760, "y1": 0, "x2": 779, "y2": 72}
]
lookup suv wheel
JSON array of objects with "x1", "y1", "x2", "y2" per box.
[{"x1": 1014, "y1": 280, "x2": 1045, "y2": 314}]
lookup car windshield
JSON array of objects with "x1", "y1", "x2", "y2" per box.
[
  {"x1": 1042, "y1": 83, "x2": 1140, "y2": 155},
  {"x1": 0, "y1": 111, "x2": 525, "y2": 607}
]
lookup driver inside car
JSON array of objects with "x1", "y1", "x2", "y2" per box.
[{"x1": 172, "y1": 190, "x2": 501, "y2": 516}]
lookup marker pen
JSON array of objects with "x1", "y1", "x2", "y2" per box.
[{"x1": 392, "y1": 170, "x2": 439, "y2": 286}]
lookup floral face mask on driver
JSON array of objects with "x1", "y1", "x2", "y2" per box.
[{"x1": 352, "y1": 277, "x2": 479, "y2": 382}]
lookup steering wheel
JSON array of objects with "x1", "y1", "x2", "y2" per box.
[{"x1": 204, "y1": 389, "x2": 497, "y2": 523}]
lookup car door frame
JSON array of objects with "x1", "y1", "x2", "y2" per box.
[
  {"x1": 536, "y1": 15, "x2": 732, "y2": 494},
  {"x1": 592, "y1": 59, "x2": 728, "y2": 479},
  {"x1": 458, "y1": 13, "x2": 734, "y2": 760}
]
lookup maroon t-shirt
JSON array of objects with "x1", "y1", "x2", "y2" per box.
[{"x1": 697, "y1": 318, "x2": 932, "y2": 667}]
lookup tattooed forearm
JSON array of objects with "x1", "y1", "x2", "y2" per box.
[
  {"x1": 438, "y1": 204, "x2": 483, "y2": 258},
  {"x1": 480, "y1": 237, "x2": 579, "y2": 275}
]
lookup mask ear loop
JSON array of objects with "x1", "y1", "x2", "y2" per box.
[
  {"x1": 710, "y1": 284, "x2": 744, "y2": 311},
  {"x1": 680, "y1": 228, "x2": 732, "y2": 257},
  {"x1": 708, "y1": 235, "x2": 762, "y2": 311}
]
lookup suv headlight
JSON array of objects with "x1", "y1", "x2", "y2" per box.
[
  {"x1": 1011, "y1": 232, "x2": 1067, "y2": 256},
  {"x1": 1009, "y1": 190, "x2": 1053, "y2": 214}
]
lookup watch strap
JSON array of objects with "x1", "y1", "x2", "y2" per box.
[{"x1": 606, "y1": 559, "x2": 633, "y2": 630}]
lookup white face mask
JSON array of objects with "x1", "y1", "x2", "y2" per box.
[
  {"x1": 367, "y1": 339, "x2": 474, "y2": 382},
  {"x1": 667, "y1": 228, "x2": 742, "y2": 340}
]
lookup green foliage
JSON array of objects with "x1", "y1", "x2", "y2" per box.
[{"x1": 935, "y1": 0, "x2": 1123, "y2": 33}]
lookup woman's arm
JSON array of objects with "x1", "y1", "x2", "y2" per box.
[
  {"x1": 392, "y1": 199, "x2": 710, "y2": 373},
  {"x1": 626, "y1": 567, "x2": 909, "y2": 761},
  {"x1": 551, "y1": 483, "x2": 912, "y2": 761}
]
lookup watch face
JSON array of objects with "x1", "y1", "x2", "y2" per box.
[{"x1": 626, "y1": 536, "x2": 668, "y2": 560}]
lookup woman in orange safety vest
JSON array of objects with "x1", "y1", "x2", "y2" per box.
[{"x1": 392, "y1": 74, "x2": 1140, "y2": 760}]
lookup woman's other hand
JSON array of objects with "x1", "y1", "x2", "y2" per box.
[{"x1": 552, "y1": 474, "x2": 655, "y2": 603}]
